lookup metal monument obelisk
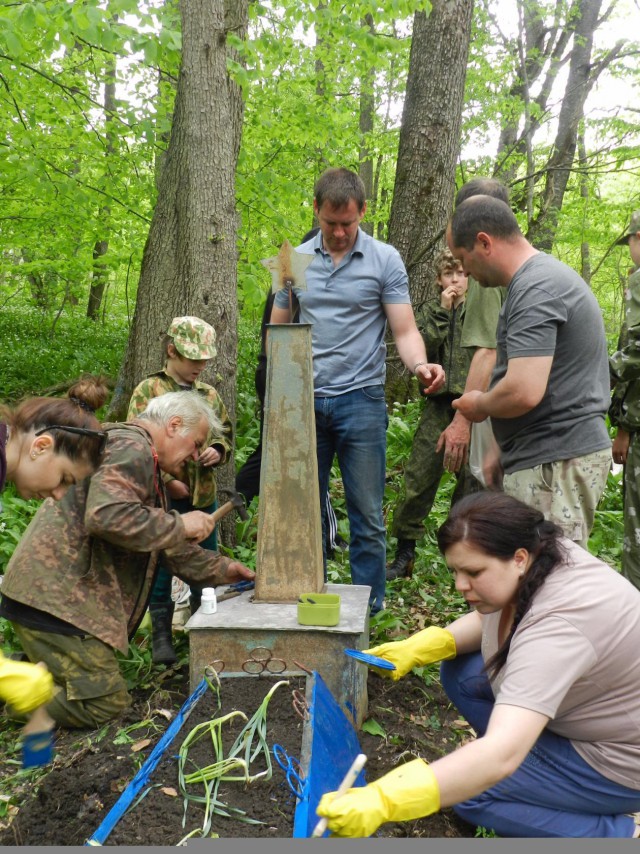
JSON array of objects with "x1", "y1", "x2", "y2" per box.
[{"x1": 253, "y1": 240, "x2": 324, "y2": 602}]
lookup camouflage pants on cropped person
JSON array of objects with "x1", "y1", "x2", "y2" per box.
[
  {"x1": 388, "y1": 396, "x2": 480, "y2": 580},
  {"x1": 12, "y1": 625, "x2": 130, "y2": 728},
  {"x1": 621, "y1": 432, "x2": 640, "y2": 591},
  {"x1": 391, "y1": 396, "x2": 480, "y2": 542},
  {"x1": 502, "y1": 447, "x2": 611, "y2": 549}
]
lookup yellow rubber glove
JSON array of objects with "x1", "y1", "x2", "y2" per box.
[
  {"x1": 316, "y1": 758, "x2": 439, "y2": 837},
  {"x1": 365, "y1": 626, "x2": 456, "y2": 681},
  {"x1": 0, "y1": 652, "x2": 54, "y2": 715}
]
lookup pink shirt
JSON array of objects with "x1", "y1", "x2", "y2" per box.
[{"x1": 482, "y1": 539, "x2": 640, "y2": 789}]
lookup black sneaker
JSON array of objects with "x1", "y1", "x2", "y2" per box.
[{"x1": 386, "y1": 540, "x2": 416, "y2": 581}]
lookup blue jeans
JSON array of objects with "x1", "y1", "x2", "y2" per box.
[
  {"x1": 314, "y1": 385, "x2": 388, "y2": 613},
  {"x1": 440, "y1": 653, "x2": 640, "y2": 837}
]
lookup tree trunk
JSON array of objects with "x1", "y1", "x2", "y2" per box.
[
  {"x1": 358, "y1": 13, "x2": 375, "y2": 236},
  {"x1": 578, "y1": 130, "x2": 591, "y2": 286},
  {"x1": 526, "y1": 0, "x2": 623, "y2": 250},
  {"x1": 494, "y1": 0, "x2": 572, "y2": 193},
  {"x1": 87, "y1": 57, "x2": 116, "y2": 321},
  {"x1": 108, "y1": 0, "x2": 248, "y2": 541},
  {"x1": 386, "y1": 0, "x2": 474, "y2": 401},
  {"x1": 526, "y1": 0, "x2": 601, "y2": 249}
]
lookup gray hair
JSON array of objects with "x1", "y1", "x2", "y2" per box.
[{"x1": 137, "y1": 391, "x2": 223, "y2": 437}]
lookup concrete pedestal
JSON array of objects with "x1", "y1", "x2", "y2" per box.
[{"x1": 186, "y1": 583, "x2": 371, "y2": 727}]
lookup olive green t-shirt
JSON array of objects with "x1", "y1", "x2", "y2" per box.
[{"x1": 459, "y1": 278, "x2": 505, "y2": 350}]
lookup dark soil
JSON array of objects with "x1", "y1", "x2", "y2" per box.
[{"x1": 0, "y1": 665, "x2": 476, "y2": 844}]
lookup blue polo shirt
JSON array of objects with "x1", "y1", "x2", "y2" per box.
[{"x1": 273, "y1": 228, "x2": 410, "y2": 396}]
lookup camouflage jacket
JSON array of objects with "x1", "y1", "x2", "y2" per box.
[
  {"x1": 1, "y1": 423, "x2": 232, "y2": 653},
  {"x1": 417, "y1": 298, "x2": 472, "y2": 397},
  {"x1": 610, "y1": 268, "x2": 640, "y2": 431},
  {"x1": 127, "y1": 370, "x2": 232, "y2": 507}
]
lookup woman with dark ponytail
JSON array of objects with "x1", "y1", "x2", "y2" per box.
[
  {"x1": 317, "y1": 491, "x2": 640, "y2": 838},
  {"x1": 0, "y1": 374, "x2": 108, "y2": 765},
  {"x1": 1, "y1": 374, "x2": 108, "y2": 502}
]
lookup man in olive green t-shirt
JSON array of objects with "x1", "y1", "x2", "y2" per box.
[{"x1": 435, "y1": 179, "x2": 508, "y2": 479}]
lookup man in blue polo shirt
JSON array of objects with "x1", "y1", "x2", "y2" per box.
[{"x1": 271, "y1": 167, "x2": 444, "y2": 613}]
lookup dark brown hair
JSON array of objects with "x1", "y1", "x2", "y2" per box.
[
  {"x1": 450, "y1": 195, "x2": 521, "y2": 252},
  {"x1": 314, "y1": 167, "x2": 366, "y2": 212},
  {"x1": 1, "y1": 375, "x2": 109, "y2": 467},
  {"x1": 437, "y1": 491, "x2": 565, "y2": 676}
]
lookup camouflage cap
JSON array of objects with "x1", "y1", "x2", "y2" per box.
[
  {"x1": 167, "y1": 316, "x2": 217, "y2": 360},
  {"x1": 616, "y1": 210, "x2": 640, "y2": 246}
]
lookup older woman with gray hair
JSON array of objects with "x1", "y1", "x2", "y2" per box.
[{"x1": 0, "y1": 391, "x2": 253, "y2": 729}]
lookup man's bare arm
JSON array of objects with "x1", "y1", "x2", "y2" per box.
[
  {"x1": 270, "y1": 304, "x2": 291, "y2": 324},
  {"x1": 436, "y1": 347, "x2": 496, "y2": 472},
  {"x1": 453, "y1": 355, "x2": 553, "y2": 422},
  {"x1": 385, "y1": 303, "x2": 445, "y2": 394}
]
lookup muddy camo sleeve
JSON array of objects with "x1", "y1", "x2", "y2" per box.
[
  {"x1": 126, "y1": 378, "x2": 158, "y2": 419},
  {"x1": 83, "y1": 431, "x2": 187, "y2": 552},
  {"x1": 161, "y1": 542, "x2": 233, "y2": 587},
  {"x1": 417, "y1": 301, "x2": 450, "y2": 360}
]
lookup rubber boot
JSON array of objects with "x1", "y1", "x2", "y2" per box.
[
  {"x1": 149, "y1": 603, "x2": 177, "y2": 665},
  {"x1": 189, "y1": 590, "x2": 202, "y2": 615},
  {"x1": 386, "y1": 539, "x2": 416, "y2": 581}
]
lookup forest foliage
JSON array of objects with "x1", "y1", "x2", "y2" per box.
[
  {"x1": 0, "y1": 0, "x2": 633, "y2": 652},
  {"x1": 0, "y1": 0, "x2": 638, "y2": 365}
]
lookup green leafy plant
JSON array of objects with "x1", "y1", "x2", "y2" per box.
[
  {"x1": 475, "y1": 825, "x2": 498, "y2": 838},
  {"x1": 0, "y1": 485, "x2": 40, "y2": 575},
  {"x1": 112, "y1": 719, "x2": 161, "y2": 747},
  {"x1": 361, "y1": 718, "x2": 387, "y2": 738},
  {"x1": 178, "y1": 679, "x2": 289, "y2": 838}
]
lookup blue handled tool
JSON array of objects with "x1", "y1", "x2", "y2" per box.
[
  {"x1": 344, "y1": 648, "x2": 396, "y2": 671},
  {"x1": 229, "y1": 579, "x2": 255, "y2": 592}
]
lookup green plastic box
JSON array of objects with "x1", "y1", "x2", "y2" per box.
[{"x1": 297, "y1": 593, "x2": 341, "y2": 627}]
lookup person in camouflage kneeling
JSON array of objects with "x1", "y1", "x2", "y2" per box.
[
  {"x1": 0, "y1": 391, "x2": 253, "y2": 729},
  {"x1": 128, "y1": 316, "x2": 232, "y2": 665},
  {"x1": 387, "y1": 249, "x2": 481, "y2": 580},
  {"x1": 609, "y1": 210, "x2": 640, "y2": 589}
]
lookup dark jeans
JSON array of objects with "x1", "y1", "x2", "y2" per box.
[
  {"x1": 315, "y1": 385, "x2": 388, "y2": 613},
  {"x1": 440, "y1": 652, "x2": 640, "y2": 837}
]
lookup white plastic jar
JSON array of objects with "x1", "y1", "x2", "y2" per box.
[{"x1": 200, "y1": 587, "x2": 217, "y2": 614}]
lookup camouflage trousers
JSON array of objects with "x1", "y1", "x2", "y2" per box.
[
  {"x1": 502, "y1": 447, "x2": 611, "y2": 549},
  {"x1": 622, "y1": 432, "x2": 640, "y2": 591},
  {"x1": 391, "y1": 396, "x2": 481, "y2": 541},
  {"x1": 12, "y1": 624, "x2": 131, "y2": 729}
]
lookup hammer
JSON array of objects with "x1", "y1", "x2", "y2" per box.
[{"x1": 210, "y1": 489, "x2": 249, "y2": 527}]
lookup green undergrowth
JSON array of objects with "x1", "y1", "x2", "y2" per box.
[{"x1": 0, "y1": 305, "x2": 128, "y2": 399}]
